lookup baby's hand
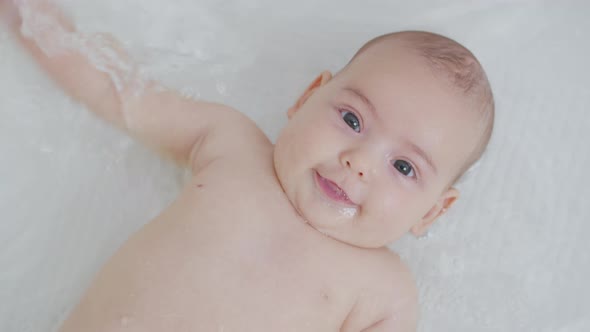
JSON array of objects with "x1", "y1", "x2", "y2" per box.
[
  {"x1": 12, "y1": 0, "x2": 75, "y2": 40},
  {"x1": 1, "y1": 0, "x2": 75, "y2": 46},
  {"x1": 0, "y1": 0, "x2": 20, "y2": 27}
]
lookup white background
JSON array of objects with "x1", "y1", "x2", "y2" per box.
[{"x1": 1, "y1": 0, "x2": 589, "y2": 331}]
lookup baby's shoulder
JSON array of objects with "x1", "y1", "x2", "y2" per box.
[
  {"x1": 190, "y1": 105, "x2": 273, "y2": 174},
  {"x1": 365, "y1": 248, "x2": 417, "y2": 297},
  {"x1": 344, "y1": 248, "x2": 418, "y2": 331}
]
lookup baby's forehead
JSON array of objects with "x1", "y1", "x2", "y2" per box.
[
  {"x1": 343, "y1": 33, "x2": 487, "y2": 102},
  {"x1": 337, "y1": 51, "x2": 450, "y2": 103},
  {"x1": 336, "y1": 43, "x2": 483, "y2": 127},
  {"x1": 346, "y1": 42, "x2": 425, "y2": 74},
  {"x1": 335, "y1": 58, "x2": 462, "y2": 115},
  {"x1": 347, "y1": 36, "x2": 430, "y2": 70}
]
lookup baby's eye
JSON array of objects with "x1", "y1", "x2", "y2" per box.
[
  {"x1": 393, "y1": 160, "x2": 415, "y2": 177},
  {"x1": 341, "y1": 110, "x2": 361, "y2": 133}
]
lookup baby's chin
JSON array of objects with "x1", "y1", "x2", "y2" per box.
[
  {"x1": 298, "y1": 210, "x2": 386, "y2": 248},
  {"x1": 307, "y1": 222, "x2": 390, "y2": 249}
]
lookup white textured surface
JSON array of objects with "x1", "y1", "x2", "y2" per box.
[{"x1": 1, "y1": 0, "x2": 589, "y2": 331}]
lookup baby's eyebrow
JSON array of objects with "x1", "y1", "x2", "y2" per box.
[
  {"x1": 404, "y1": 139, "x2": 438, "y2": 175},
  {"x1": 342, "y1": 87, "x2": 380, "y2": 122}
]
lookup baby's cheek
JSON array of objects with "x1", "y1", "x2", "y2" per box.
[
  {"x1": 298, "y1": 123, "x2": 332, "y2": 152},
  {"x1": 375, "y1": 188, "x2": 414, "y2": 224}
]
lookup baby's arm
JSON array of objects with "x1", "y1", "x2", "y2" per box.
[{"x1": 1, "y1": 0, "x2": 241, "y2": 170}]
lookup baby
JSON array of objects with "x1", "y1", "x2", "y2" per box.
[{"x1": 1, "y1": 1, "x2": 494, "y2": 331}]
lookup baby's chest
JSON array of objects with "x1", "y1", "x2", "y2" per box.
[
  {"x1": 137, "y1": 230, "x2": 354, "y2": 330},
  {"x1": 174, "y1": 243, "x2": 352, "y2": 331},
  {"x1": 133, "y1": 176, "x2": 358, "y2": 329}
]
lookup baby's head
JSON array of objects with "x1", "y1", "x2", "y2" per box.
[{"x1": 274, "y1": 31, "x2": 494, "y2": 248}]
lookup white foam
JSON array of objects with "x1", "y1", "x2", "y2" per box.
[{"x1": 18, "y1": 0, "x2": 146, "y2": 96}]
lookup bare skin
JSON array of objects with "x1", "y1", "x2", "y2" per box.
[{"x1": 1, "y1": 1, "x2": 484, "y2": 331}]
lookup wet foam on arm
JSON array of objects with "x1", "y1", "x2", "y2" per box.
[{"x1": 1, "y1": 0, "x2": 236, "y2": 168}]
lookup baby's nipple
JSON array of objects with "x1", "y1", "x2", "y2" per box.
[{"x1": 119, "y1": 315, "x2": 134, "y2": 328}]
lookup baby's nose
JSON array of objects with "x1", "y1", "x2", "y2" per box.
[
  {"x1": 345, "y1": 160, "x2": 365, "y2": 177},
  {"x1": 341, "y1": 151, "x2": 373, "y2": 179}
]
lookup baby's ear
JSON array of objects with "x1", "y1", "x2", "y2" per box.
[
  {"x1": 287, "y1": 71, "x2": 332, "y2": 119},
  {"x1": 410, "y1": 188, "x2": 459, "y2": 236}
]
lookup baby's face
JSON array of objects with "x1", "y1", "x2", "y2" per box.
[{"x1": 273, "y1": 44, "x2": 481, "y2": 248}]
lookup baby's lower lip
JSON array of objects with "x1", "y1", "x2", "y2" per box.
[{"x1": 314, "y1": 171, "x2": 356, "y2": 206}]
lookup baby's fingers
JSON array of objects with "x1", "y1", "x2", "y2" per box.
[
  {"x1": 0, "y1": 0, "x2": 22, "y2": 27},
  {"x1": 15, "y1": 0, "x2": 75, "y2": 32}
]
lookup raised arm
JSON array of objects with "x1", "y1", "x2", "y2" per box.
[{"x1": 1, "y1": 0, "x2": 243, "y2": 170}]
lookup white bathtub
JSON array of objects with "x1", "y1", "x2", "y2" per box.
[{"x1": 1, "y1": 0, "x2": 589, "y2": 331}]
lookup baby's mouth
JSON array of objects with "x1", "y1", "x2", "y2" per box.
[{"x1": 314, "y1": 170, "x2": 356, "y2": 206}]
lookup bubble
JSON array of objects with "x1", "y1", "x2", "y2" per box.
[{"x1": 337, "y1": 206, "x2": 357, "y2": 219}]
